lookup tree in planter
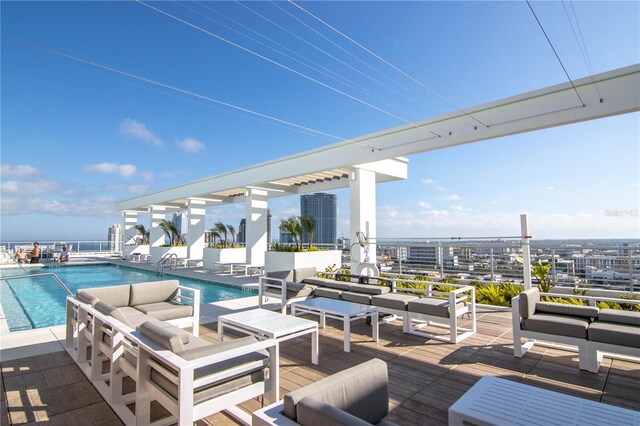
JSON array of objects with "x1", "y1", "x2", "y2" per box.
[
  {"x1": 227, "y1": 224, "x2": 237, "y2": 247},
  {"x1": 300, "y1": 216, "x2": 316, "y2": 250},
  {"x1": 158, "y1": 220, "x2": 182, "y2": 246},
  {"x1": 280, "y1": 216, "x2": 303, "y2": 251},
  {"x1": 133, "y1": 224, "x2": 150, "y2": 245},
  {"x1": 213, "y1": 222, "x2": 229, "y2": 248}
]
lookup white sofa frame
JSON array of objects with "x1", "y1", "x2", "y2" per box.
[
  {"x1": 376, "y1": 279, "x2": 476, "y2": 343},
  {"x1": 258, "y1": 276, "x2": 312, "y2": 314},
  {"x1": 135, "y1": 332, "x2": 279, "y2": 426},
  {"x1": 65, "y1": 283, "x2": 201, "y2": 354},
  {"x1": 512, "y1": 291, "x2": 640, "y2": 372}
]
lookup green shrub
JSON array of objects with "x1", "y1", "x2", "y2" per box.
[{"x1": 476, "y1": 283, "x2": 509, "y2": 306}]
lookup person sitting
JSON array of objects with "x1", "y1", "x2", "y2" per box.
[
  {"x1": 58, "y1": 245, "x2": 70, "y2": 263},
  {"x1": 30, "y1": 242, "x2": 41, "y2": 263},
  {"x1": 15, "y1": 248, "x2": 28, "y2": 264}
]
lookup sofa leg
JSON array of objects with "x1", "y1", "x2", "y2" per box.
[{"x1": 514, "y1": 335, "x2": 534, "y2": 358}]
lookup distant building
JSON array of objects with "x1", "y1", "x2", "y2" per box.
[
  {"x1": 300, "y1": 193, "x2": 337, "y2": 245},
  {"x1": 238, "y1": 219, "x2": 246, "y2": 244},
  {"x1": 171, "y1": 212, "x2": 188, "y2": 238},
  {"x1": 108, "y1": 224, "x2": 123, "y2": 252}
]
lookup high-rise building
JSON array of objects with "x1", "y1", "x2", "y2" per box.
[
  {"x1": 171, "y1": 212, "x2": 188, "y2": 238},
  {"x1": 238, "y1": 219, "x2": 246, "y2": 244},
  {"x1": 279, "y1": 226, "x2": 295, "y2": 244},
  {"x1": 108, "y1": 224, "x2": 123, "y2": 252},
  {"x1": 300, "y1": 193, "x2": 337, "y2": 245}
]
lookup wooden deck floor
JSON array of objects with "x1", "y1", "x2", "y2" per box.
[{"x1": 2, "y1": 307, "x2": 639, "y2": 425}]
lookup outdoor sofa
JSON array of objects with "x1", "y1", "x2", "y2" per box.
[
  {"x1": 512, "y1": 287, "x2": 640, "y2": 372},
  {"x1": 259, "y1": 267, "x2": 476, "y2": 343},
  {"x1": 253, "y1": 358, "x2": 397, "y2": 426},
  {"x1": 66, "y1": 281, "x2": 278, "y2": 425}
]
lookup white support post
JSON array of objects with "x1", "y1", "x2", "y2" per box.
[
  {"x1": 349, "y1": 168, "x2": 377, "y2": 273},
  {"x1": 245, "y1": 188, "x2": 268, "y2": 267},
  {"x1": 150, "y1": 206, "x2": 166, "y2": 248},
  {"x1": 187, "y1": 199, "x2": 206, "y2": 261},
  {"x1": 123, "y1": 211, "x2": 138, "y2": 245},
  {"x1": 521, "y1": 213, "x2": 532, "y2": 289}
]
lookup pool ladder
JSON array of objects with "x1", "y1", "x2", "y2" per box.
[
  {"x1": 156, "y1": 253, "x2": 178, "y2": 277},
  {"x1": 0, "y1": 272, "x2": 72, "y2": 295}
]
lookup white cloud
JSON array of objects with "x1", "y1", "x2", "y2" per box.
[
  {"x1": 421, "y1": 178, "x2": 434, "y2": 185},
  {"x1": 545, "y1": 186, "x2": 555, "y2": 191},
  {"x1": 1, "y1": 195, "x2": 117, "y2": 217},
  {"x1": 418, "y1": 201, "x2": 432, "y2": 209},
  {"x1": 0, "y1": 164, "x2": 40, "y2": 178},
  {"x1": 0, "y1": 179, "x2": 57, "y2": 194},
  {"x1": 434, "y1": 185, "x2": 446, "y2": 192},
  {"x1": 445, "y1": 194, "x2": 461, "y2": 201},
  {"x1": 177, "y1": 137, "x2": 205, "y2": 153},
  {"x1": 119, "y1": 119, "x2": 163, "y2": 147},
  {"x1": 450, "y1": 205, "x2": 464, "y2": 211},
  {"x1": 632, "y1": 182, "x2": 640, "y2": 188},
  {"x1": 83, "y1": 162, "x2": 137, "y2": 178}
]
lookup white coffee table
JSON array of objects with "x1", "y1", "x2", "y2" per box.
[
  {"x1": 218, "y1": 308, "x2": 319, "y2": 365},
  {"x1": 291, "y1": 298, "x2": 378, "y2": 352}
]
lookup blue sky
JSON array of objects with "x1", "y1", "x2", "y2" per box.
[{"x1": 1, "y1": 1, "x2": 639, "y2": 242}]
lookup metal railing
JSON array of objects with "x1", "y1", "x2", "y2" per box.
[
  {"x1": 371, "y1": 240, "x2": 639, "y2": 292},
  {"x1": 0, "y1": 272, "x2": 72, "y2": 295},
  {"x1": 156, "y1": 253, "x2": 178, "y2": 276},
  {"x1": 1, "y1": 240, "x2": 119, "y2": 255}
]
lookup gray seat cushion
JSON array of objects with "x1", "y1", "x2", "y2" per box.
[
  {"x1": 589, "y1": 321, "x2": 640, "y2": 348},
  {"x1": 535, "y1": 302, "x2": 598, "y2": 319},
  {"x1": 598, "y1": 309, "x2": 640, "y2": 326},
  {"x1": 303, "y1": 277, "x2": 343, "y2": 287},
  {"x1": 341, "y1": 292, "x2": 372, "y2": 305},
  {"x1": 134, "y1": 301, "x2": 193, "y2": 321},
  {"x1": 408, "y1": 297, "x2": 464, "y2": 318},
  {"x1": 372, "y1": 293, "x2": 419, "y2": 311},
  {"x1": 521, "y1": 313, "x2": 590, "y2": 339},
  {"x1": 77, "y1": 292, "x2": 99, "y2": 306},
  {"x1": 149, "y1": 335, "x2": 268, "y2": 405},
  {"x1": 518, "y1": 288, "x2": 540, "y2": 319},
  {"x1": 284, "y1": 358, "x2": 389, "y2": 424},
  {"x1": 94, "y1": 301, "x2": 149, "y2": 328},
  {"x1": 138, "y1": 320, "x2": 190, "y2": 353},
  {"x1": 348, "y1": 283, "x2": 390, "y2": 295},
  {"x1": 129, "y1": 280, "x2": 179, "y2": 306},
  {"x1": 78, "y1": 285, "x2": 131, "y2": 308},
  {"x1": 266, "y1": 282, "x2": 315, "y2": 299},
  {"x1": 315, "y1": 287, "x2": 343, "y2": 300}
]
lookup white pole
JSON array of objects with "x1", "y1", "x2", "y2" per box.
[{"x1": 521, "y1": 213, "x2": 532, "y2": 289}]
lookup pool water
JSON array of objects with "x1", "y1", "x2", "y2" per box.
[{"x1": 0, "y1": 264, "x2": 254, "y2": 331}]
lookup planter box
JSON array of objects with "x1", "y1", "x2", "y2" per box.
[
  {"x1": 203, "y1": 248, "x2": 246, "y2": 270},
  {"x1": 123, "y1": 244, "x2": 149, "y2": 258},
  {"x1": 150, "y1": 246, "x2": 187, "y2": 264},
  {"x1": 265, "y1": 250, "x2": 342, "y2": 274}
]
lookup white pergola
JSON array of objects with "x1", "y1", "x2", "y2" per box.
[{"x1": 116, "y1": 64, "x2": 640, "y2": 266}]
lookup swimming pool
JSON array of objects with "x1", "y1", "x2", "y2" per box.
[{"x1": 0, "y1": 264, "x2": 254, "y2": 332}]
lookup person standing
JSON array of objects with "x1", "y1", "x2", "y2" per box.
[{"x1": 30, "y1": 242, "x2": 41, "y2": 263}]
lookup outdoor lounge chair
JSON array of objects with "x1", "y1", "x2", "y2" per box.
[
  {"x1": 135, "y1": 321, "x2": 278, "y2": 425},
  {"x1": 253, "y1": 358, "x2": 397, "y2": 426}
]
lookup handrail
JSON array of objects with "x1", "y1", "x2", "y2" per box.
[
  {"x1": 0, "y1": 272, "x2": 72, "y2": 295},
  {"x1": 156, "y1": 253, "x2": 178, "y2": 276}
]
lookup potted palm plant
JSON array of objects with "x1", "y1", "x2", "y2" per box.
[
  {"x1": 123, "y1": 224, "x2": 151, "y2": 258},
  {"x1": 150, "y1": 219, "x2": 187, "y2": 263},
  {"x1": 265, "y1": 216, "x2": 341, "y2": 273},
  {"x1": 203, "y1": 222, "x2": 245, "y2": 268}
]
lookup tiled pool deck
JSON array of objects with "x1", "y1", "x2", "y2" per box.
[{"x1": 1, "y1": 259, "x2": 639, "y2": 424}]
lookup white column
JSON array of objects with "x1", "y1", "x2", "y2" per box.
[
  {"x1": 521, "y1": 213, "x2": 533, "y2": 289},
  {"x1": 245, "y1": 188, "x2": 268, "y2": 267},
  {"x1": 150, "y1": 206, "x2": 166, "y2": 247},
  {"x1": 187, "y1": 200, "x2": 206, "y2": 260},
  {"x1": 123, "y1": 211, "x2": 138, "y2": 245},
  {"x1": 349, "y1": 168, "x2": 377, "y2": 272}
]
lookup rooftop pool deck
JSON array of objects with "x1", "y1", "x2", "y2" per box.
[{"x1": 1, "y1": 258, "x2": 639, "y2": 425}]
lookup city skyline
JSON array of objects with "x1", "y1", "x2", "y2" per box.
[{"x1": 1, "y1": 1, "x2": 638, "y2": 241}]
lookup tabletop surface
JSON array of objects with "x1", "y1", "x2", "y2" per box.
[{"x1": 292, "y1": 297, "x2": 377, "y2": 316}]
